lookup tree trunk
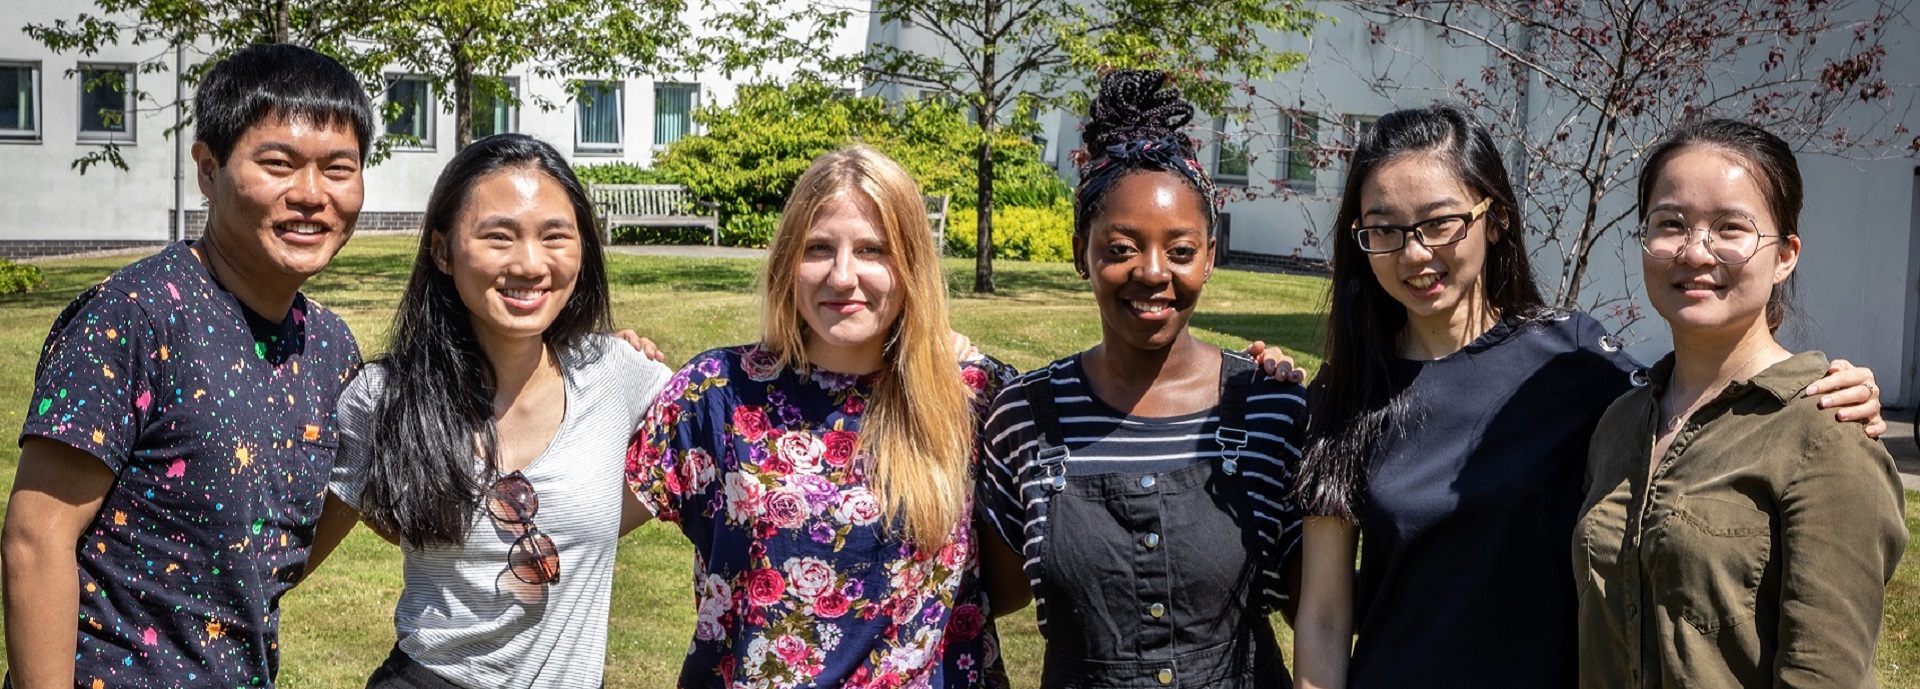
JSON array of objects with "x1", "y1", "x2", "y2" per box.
[
  {"x1": 453, "y1": 44, "x2": 473, "y2": 150},
  {"x1": 973, "y1": 136, "x2": 995, "y2": 294},
  {"x1": 273, "y1": 0, "x2": 289, "y2": 43}
]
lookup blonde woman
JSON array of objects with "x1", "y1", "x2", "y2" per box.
[{"x1": 626, "y1": 146, "x2": 1014, "y2": 688}]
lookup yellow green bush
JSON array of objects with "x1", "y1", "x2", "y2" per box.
[
  {"x1": 0, "y1": 258, "x2": 43, "y2": 295},
  {"x1": 945, "y1": 201, "x2": 1074, "y2": 262}
]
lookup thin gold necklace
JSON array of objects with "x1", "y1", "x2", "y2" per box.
[{"x1": 1662, "y1": 348, "x2": 1767, "y2": 434}]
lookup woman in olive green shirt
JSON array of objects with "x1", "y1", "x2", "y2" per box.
[{"x1": 1575, "y1": 119, "x2": 1907, "y2": 689}]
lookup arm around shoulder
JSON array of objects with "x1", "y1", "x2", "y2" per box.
[
  {"x1": 3, "y1": 438, "x2": 118, "y2": 689},
  {"x1": 1770, "y1": 423, "x2": 1907, "y2": 687}
]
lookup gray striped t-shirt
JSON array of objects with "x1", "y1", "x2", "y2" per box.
[
  {"x1": 331, "y1": 335, "x2": 671, "y2": 689},
  {"x1": 975, "y1": 353, "x2": 1308, "y2": 626}
]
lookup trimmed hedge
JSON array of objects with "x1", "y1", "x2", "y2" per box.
[
  {"x1": 0, "y1": 258, "x2": 44, "y2": 295},
  {"x1": 573, "y1": 162, "x2": 678, "y2": 186},
  {"x1": 944, "y1": 201, "x2": 1074, "y2": 262}
]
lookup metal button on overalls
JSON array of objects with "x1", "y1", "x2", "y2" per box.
[{"x1": 1034, "y1": 460, "x2": 1289, "y2": 688}]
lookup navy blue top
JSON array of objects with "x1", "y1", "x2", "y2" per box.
[
  {"x1": 18, "y1": 242, "x2": 360, "y2": 689},
  {"x1": 1343, "y1": 311, "x2": 1639, "y2": 689}
]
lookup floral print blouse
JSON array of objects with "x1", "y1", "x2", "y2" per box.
[{"x1": 628, "y1": 343, "x2": 1015, "y2": 689}]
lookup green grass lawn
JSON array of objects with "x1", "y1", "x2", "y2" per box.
[{"x1": 0, "y1": 235, "x2": 1915, "y2": 687}]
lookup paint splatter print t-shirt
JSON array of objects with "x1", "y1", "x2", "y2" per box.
[
  {"x1": 628, "y1": 344, "x2": 1014, "y2": 689},
  {"x1": 17, "y1": 242, "x2": 360, "y2": 689}
]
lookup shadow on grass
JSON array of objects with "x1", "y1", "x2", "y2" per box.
[
  {"x1": 945, "y1": 261, "x2": 1087, "y2": 300},
  {"x1": 1189, "y1": 312, "x2": 1326, "y2": 360},
  {"x1": 607, "y1": 258, "x2": 762, "y2": 293}
]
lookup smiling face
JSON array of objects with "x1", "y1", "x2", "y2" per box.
[
  {"x1": 1359, "y1": 154, "x2": 1495, "y2": 333},
  {"x1": 194, "y1": 113, "x2": 364, "y2": 292},
  {"x1": 795, "y1": 196, "x2": 903, "y2": 373},
  {"x1": 435, "y1": 166, "x2": 583, "y2": 349},
  {"x1": 1641, "y1": 146, "x2": 1799, "y2": 340},
  {"x1": 1075, "y1": 171, "x2": 1214, "y2": 354}
]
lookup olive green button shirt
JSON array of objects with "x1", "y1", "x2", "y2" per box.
[{"x1": 1575, "y1": 351, "x2": 1906, "y2": 689}]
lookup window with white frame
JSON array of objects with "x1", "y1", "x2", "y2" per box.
[
  {"x1": 1213, "y1": 115, "x2": 1250, "y2": 185},
  {"x1": 471, "y1": 77, "x2": 518, "y2": 141},
  {"x1": 77, "y1": 63, "x2": 134, "y2": 143},
  {"x1": 0, "y1": 62, "x2": 38, "y2": 141},
  {"x1": 383, "y1": 76, "x2": 434, "y2": 148},
  {"x1": 1281, "y1": 111, "x2": 1320, "y2": 194},
  {"x1": 1341, "y1": 114, "x2": 1379, "y2": 187},
  {"x1": 653, "y1": 82, "x2": 697, "y2": 147},
  {"x1": 576, "y1": 80, "x2": 623, "y2": 153}
]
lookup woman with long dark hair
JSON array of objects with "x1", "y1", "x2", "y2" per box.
[
  {"x1": 974, "y1": 70, "x2": 1309, "y2": 689},
  {"x1": 1288, "y1": 105, "x2": 1886, "y2": 689},
  {"x1": 625, "y1": 145, "x2": 1015, "y2": 688},
  {"x1": 1576, "y1": 119, "x2": 1904, "y2": 688},
  {"x1": 312, "y1": 133, "x2": 673, "y2": 689}
]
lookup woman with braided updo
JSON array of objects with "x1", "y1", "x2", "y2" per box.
[{"x1": 975, "y1": 70, "x2": 1308, "y2": 689}]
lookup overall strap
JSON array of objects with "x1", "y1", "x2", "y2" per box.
[
  {"x1": 1022, "y1": 367, "x2": 1070, "y2": 492},
  {"x1": 1016, "y1": 366, "x2": 1069, "y2": 633},
  {"x1": 1215, "y1": 352, "x2": 1257, "y2": 475}
]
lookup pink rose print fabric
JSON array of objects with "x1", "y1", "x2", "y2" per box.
[{"x1": 628, "y1": 344, "x2": 1015, "y2": 689}]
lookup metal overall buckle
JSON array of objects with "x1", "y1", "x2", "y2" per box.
[
  {"x1": 1037, "y1": 445, "x2": 1069, "y2": 492},
  {"x1": 1214, "y1": 427, "x2": 1248, "y2": 475}
]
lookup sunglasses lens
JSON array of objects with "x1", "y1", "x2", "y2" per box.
[
  {"x1": 487, "y1": 474, "x2": 539, "y2": 524},
  {"x1": 509, "y1": 531, "x2": 560, "y2": 585}
]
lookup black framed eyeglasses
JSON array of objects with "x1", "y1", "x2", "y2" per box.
[
  {"x1": 1637, "y1": 209, "x2": 1781, "y2": 265},
  {"x1": 1351, "y1": 197, "x2": 1494, "y2": 254},
  {"x1": 486, "y1": 471, "x2": 560, "y2": 585}
]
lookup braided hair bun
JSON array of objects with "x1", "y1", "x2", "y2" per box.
[{"x1": 1083, "y1": 70, "x2": 1195, "y2": 152}]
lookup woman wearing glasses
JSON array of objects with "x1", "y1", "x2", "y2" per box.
[
  {"x1": 625, "y1": 146, "x2": 1014, "y2": 688},
  {"x1": 1289, "y1": 105, "x2": 1886, "y2": 689},
  {"x1": 314, "y1": 134, "x2": 673, "y2": 689},
  {"x1": 1574, "y1": 119, "x2": 1904, "y2": 688}
]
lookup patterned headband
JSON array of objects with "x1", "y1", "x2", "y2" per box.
[{"x1": 1076, "y1": 133, "x2": 1220, "y2": 232}]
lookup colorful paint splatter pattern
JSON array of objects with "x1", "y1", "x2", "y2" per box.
[
  {"x1": 628, "y1": 344, "x2": 1015, "y2": 689},
  {"x1": 17, "y1": 242, "x2": 359, "y2": 689}
]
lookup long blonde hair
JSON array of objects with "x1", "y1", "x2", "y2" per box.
[{"x1": 760, "y1": 145, "x2": 971, "y2": 549}]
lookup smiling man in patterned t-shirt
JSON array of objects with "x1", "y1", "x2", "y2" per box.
[{"x1": 1, "y1": 44, "x2": 373, "y2": 689}]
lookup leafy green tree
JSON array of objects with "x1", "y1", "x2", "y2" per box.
[
  {"x1": 366, "y1": 0, "x2": 686, "y2": 151},
  {"x1": 24, "y1": 0, "x2": 392, "y2": 171},
  {"x1": 23, "y1": 0, "x2": 686, "y2": 167},
  {"x1": 848, "y1": 0, "x2": 1323, "y2": 292},
  {"x1": 654, "y1": 79, "x2": 1065, "y2": 247}
]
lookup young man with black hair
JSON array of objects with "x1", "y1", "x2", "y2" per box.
[{"x1": 1, "y1": 43, "x2": 373, "y2": 689}]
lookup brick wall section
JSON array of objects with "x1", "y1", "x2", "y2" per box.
[
  {"x1": 170, "y1": 211, "x2": 426, "y2": 237},
  {"x1": 1, "y1": 212, "x2": 426, "y2": 261},
  {"x1": 1, "y1": 240, "x2": 168, "y2": 261},
  {"x1": 1224, "y1": 250, "x2": 1332, "y2": 275}
]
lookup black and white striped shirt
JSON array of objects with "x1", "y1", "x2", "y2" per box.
[{"x1": 975, "y1": 353, "x2": 1309, "y2": 627}]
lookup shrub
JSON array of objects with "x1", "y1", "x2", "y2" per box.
[
  {"x1": 655, "y1": 80, "x2": 1066, "y2": 248},
  {"x1": 573, "y1": 162, "x2": 677, "y2": 186},
  {"x1": 0, "y1": 258, "x2": 44, "y2": 295},
  {"x1": 944, "y1": 201, "x2": 1074, "y2": 262}
]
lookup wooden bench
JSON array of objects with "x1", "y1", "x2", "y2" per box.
[
  {"x1": 587, "y1": 183, "x2": 721, "y2": 246},
  {"x1": 924, "y1": 194, "x2": 950, "y2": 253}
]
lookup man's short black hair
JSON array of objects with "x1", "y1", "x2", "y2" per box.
[{"x1": 194, "y1": 43, "x2": 374, "y2": 165}]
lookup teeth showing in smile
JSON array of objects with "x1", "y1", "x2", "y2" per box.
[
  {"x1": 281, "y1": 222, "x2": 326, "y2": 235},
  {"x1": 1407, "y1": 275, "x2": 1439, "y2": 290},
  {"x1": 1129, "y1": 300, "x2": 1168, "y2": 314},
  {"x1": 502, "y1": 289, "x2": 545, "y2": 301}
]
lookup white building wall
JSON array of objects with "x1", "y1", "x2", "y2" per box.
[
  {"x1": 868, "y1": 2, "x2": 1920, "y2": 404},
  {"x1": 0, "y1": 0, "x2": 872, "y2": 241},
  {"x1": 0, "y1": 0, "x2": 194, "y2": 241}
]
